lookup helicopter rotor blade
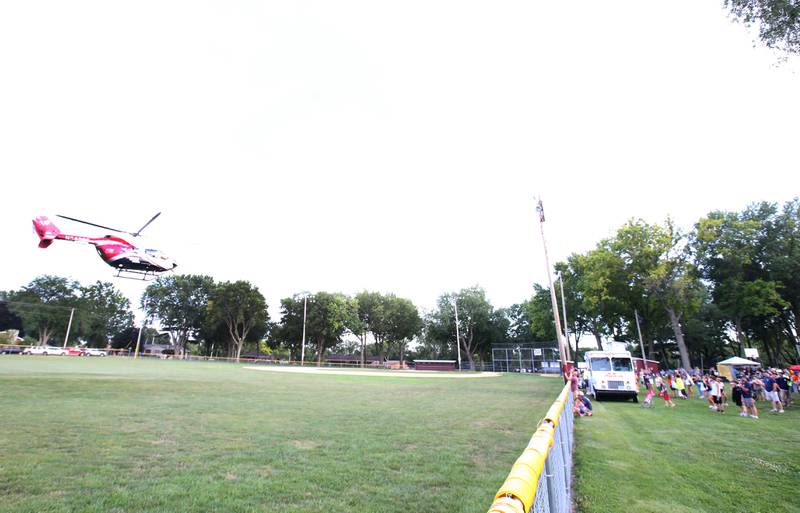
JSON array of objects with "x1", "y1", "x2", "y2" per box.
[
  {"x1": 132, "y1": 212, "x2": 161, "y2": 237},
  {"x1": 56, "y1": 215, "x2": 127, "y2": 234}
]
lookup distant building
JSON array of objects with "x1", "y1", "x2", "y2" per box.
[{"x1": 142, "y1": 343, "x2": 173, "y2": 355}]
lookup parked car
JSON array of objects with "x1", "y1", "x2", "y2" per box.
[
  {"x1": 22, "y1": 345, "x2": 68, "y2": 356},
  {"x1": 66, "y1": 346, "x2": 85, "y2": 356},
  {"x1": 1, "y1": 346, "x2": 23, "y2": 355},
  {"x1": 83, "y1": 348, "x2": 107, "y2": 357}
]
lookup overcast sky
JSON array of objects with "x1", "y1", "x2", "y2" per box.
[{"x1": 1, "y1": 1, "x2": 798, "y2": 322}]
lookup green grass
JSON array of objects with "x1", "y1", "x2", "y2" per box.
[
  {"x1": 0, "y1": 357, "x2": 563, "y2": 513},
  {"x1": 574, "y1": 390, "x2": 800, "y2": 513}
]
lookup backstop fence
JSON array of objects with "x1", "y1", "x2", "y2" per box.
[
  {"x1": 491, "y1": 343, "x2": 562, "y2": 374},
  {"x1": 487, "y1": 383, "x2": 574, "y2": 513}
]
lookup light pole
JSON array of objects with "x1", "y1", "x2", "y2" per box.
[
  {"x1": 134, "y1": 298, "x2": 148, "y2": 360},
  {"x1": 62, "y1": 307, "x2": 75, "y2": 348},
  {"x1": 300, "y1": 295, "x2": 308, "y2": 366},
  {"x1": 536, "y1": 197, "x2": 567, "y2": 376},
  {"x1": 453, "y1": 295, "x2": 463, "y2": 371},
  {"x1": 558, "y1": 273, "x2": 572, "y2": 362},
  {"x1": 634, "y1": 309, "x2": 647, "y2": 369}
]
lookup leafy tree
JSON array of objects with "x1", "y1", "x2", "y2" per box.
[
  {"x1": 383, "y1": 296, "x2": 423, "y2": 363},
  {"x1": 142, "y1": 274, "x2": 216, "y2": 359},
  {"x1": 273, "y1": 295, "x2": 307, "y2": 361},
  {"x1": 0, "y1": 300, "x2": 24, "y2": 336},
  {"x1": 4, "y1": 275, "x2": 79, "y2": 344},
  {"x1": 521, "y1": 285, "x2": 558, "y2": 343},
  {"x1": 111, "y1": 326, "x2": 160, "y2": 350},
  {"x1": 355, "y1": 291, "x2": 422, "y2": 363},
  {"x1": 355, "y1": 291, "x2": 386, "y2": 361},
  {"x1": 76, "y1": 281, "x2": 134, "y2": 347},
  {"x1": 604, "y1": 220, "x2": 679, "y2": 365},
  {"x1": 724, "y1": 0, "x2": 800, "y2": 54},
  {"x1": 426, "y1": 286, "x2": 502, "y2": 370},
  {"x1": 207, "y1": 281, "x2": 268, "y2": 360},
  {"x1": 274, "y1": 292, "x2": 358, "y2": 365}
]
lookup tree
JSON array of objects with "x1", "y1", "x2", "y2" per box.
[
  {"x1": 306, "y1": 292, "x2": 358, "y2": 365},
  {"x1": 4, "y1": 275, "x2": 79, "y2": 344},
  {"x1": 143, "y1": 274, "x2": 216, "y2": 359},
  {"x1": 0, "y1": 300, "x2": 24, "y2": 336},
  {"x1": 355, "y1": 291, "x2": 422, "y2": 363},
  {"x1": 207, "y1": 281, "x2": 268, "y2": 361},
  {"x1": 521, "y1": 285, "x2": 559, "y2": 342},
  {"x1": 111, "y1": 326, "x2": 160, "y2": 350},
  {"x1": 383, "y1": 296, "x2": 422, "y2": 363},
  {"x1": 724, "y1": 0, "x2": 800, "y2": 54},
  {"x1": 274, "y1": 292, "x2": 358, "y2": 365},
  {"x1": 596, "y1": 221, "x2": 673, "y2": 364},
  {"x1": 694, "y1": 202, "x2": 795, "y2": 365},
  {"x1": 76, "y1": 281, "x2": 134, "y2": 347},
  {"x1": 355, "y1": 291, "x2": 386, "y2": 362},
  {"x1": 426, "y1": 286, "x2": 501, "y2": 370}
]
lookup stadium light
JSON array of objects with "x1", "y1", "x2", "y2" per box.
[{"x1": 535, "y1": 197, "x2": 567, "y2": 377}]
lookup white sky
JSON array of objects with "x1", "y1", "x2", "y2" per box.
[{"x1": 1, "y1": 1, "x2": 798, "y2": 322}]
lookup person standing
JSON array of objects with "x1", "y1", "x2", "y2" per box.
[
  {"x1": 776, "y1": 371, "x2": 791, "y2": 408},
  {"x1": 763, "y1": 371, "x2": 784, "y2": 414},
  {"x1": 741, "y1": 378, "x2": 759, "y2": 419},
  {"x1": 675, "y1": 374, "x2": 688, "y2": 399},
  {"x1": 684, "y1": 373, "x2": 694, "y2": 397},
  {"x1": 732, "y1": 379, "x2": 744, "y2": 416},
  {"x1": 715, "y1": 377, "x2": 727, "y2": 414}
]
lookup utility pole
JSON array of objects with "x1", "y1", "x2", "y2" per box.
[
  {"x1": 62, "y1": 307, "x2": 75, "y2": 348},
  {"x1": 453, "y1": 295, "x2": 463, "y2": 371},
  {"x1": 134, "y1": 298, "x2": 148, "y2": 360},
  {"x1": 558, "y1": 273, "x2": 572, "y2": 361},
  {"x1": 300, "y1": 295, "x2": 307, "y2": 366},
  {"x1": 634, "y1": 309, "x2": 647, "y2": 370},
  {"x1": 536, "y1": 197, "x2": 567, "y2": 376}
]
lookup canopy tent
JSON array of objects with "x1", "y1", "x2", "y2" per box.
[
  {"x1": 717, "y1": 357, "x2": 761, "y2": 366},
  {"x1": 717, "y1": 356, "x2": 761, "y2": 380}
]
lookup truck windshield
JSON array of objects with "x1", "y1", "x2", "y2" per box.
[
  {"x1": 589, "y1": 358, "x2": 611, "y2": 371},
  {"x1": 612, "y1": 358, "x2": 633, "y2": 372}
]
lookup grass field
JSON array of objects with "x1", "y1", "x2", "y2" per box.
[
  {"x1": 574, "y1": 390, "x2": 800, "y2": 513},
  {"x1": 0, "y1": 357, "x2": 562, "y2": 513}
]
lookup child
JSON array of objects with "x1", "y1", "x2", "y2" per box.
[
  {"x1": 641, "y1": 388, "x2": 655, "y2": 408},
  {"x1": 656, "y1": 375, "x2": 676, "y2": 407},
  {"x1": 675, "y1": 375, "x2": 688, "y2": 399}
]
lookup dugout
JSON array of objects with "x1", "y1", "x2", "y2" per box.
[{"x1": 414, "y1": 360, "x2": 456, "y2": 371}]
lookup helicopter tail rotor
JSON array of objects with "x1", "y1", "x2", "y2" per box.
[{"x1": 32, "y1": 216, "x2": 62, "y2": 248}]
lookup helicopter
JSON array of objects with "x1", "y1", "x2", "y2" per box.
[{"x1": 32, "y1": 213, "x2": 177, "y2": 280}]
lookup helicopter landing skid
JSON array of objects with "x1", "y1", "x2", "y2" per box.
[{"x1": 114, "y1": 268, "x2": 159, "y2": 281}]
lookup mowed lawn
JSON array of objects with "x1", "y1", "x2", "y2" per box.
[
  {"x1": 0, "y1": 357, "x2": 563, "y2": 513},
  {"x1": 574, "y1": 390, "x2": 800, "y2": 513}
]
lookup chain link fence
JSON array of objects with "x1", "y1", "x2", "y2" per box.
[{"x1": 487, "y1": 384, "x2": 574, "y2": 513}]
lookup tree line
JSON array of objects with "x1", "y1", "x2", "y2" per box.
[
  {"x1": 534, "y1": 199, "x2": 799, "y2": 368},
  {"x1": 2, "y1": 199, "x2": 798, "y2": 368}
]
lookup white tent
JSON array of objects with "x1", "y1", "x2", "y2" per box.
[
  {"x1": 717, "y1": 356, "x2": 760, "y2": 380},
  {"x1": 717, "y1": 357, "x2": 761, "y2": 366}
]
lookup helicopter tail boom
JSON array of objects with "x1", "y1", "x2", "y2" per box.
[{"x1": 32, "y1": 216, "x2": 62, "y2": 248}]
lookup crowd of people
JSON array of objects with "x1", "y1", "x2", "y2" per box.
[
  {"x1": 569, "y1": 364, "x2": 798, "y2": 419},
  {"x1": 638, "y1": 366, "x2": 797, "y2": 419}
]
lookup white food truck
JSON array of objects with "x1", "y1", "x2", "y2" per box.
[{"x1": 584, "y1": 350, "x2": 638, "y2": 402}]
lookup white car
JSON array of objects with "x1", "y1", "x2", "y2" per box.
[
  {"x1": 83, "y1": 348, "x2": 107, "y2": 357},
  {"x1": 22, "y1": 345, "x2": 68, "y2": 356}
]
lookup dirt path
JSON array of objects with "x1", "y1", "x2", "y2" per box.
[{"x1": 243, "y1": 365, "x2": 501, "y2": 378}]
